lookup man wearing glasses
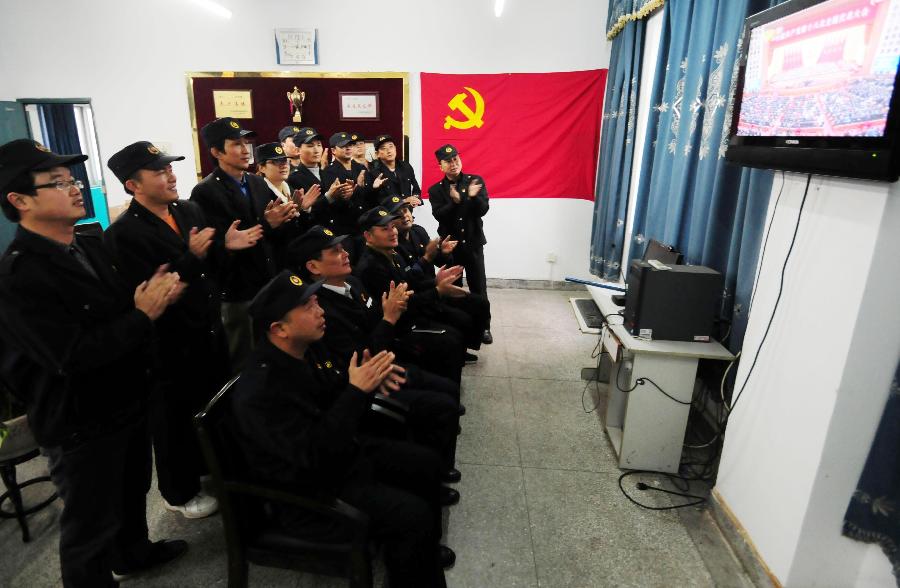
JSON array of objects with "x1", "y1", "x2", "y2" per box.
[{"x1": 0, "y1": 139, "x2": 187, "y2": 587}]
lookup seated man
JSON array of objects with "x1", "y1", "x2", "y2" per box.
[
  {"x1": 230, "y1": 271, "x2": 454, "y2": 587},
  {"x1": 353, "y1": 206, "x2": 468, "y2": 382},
  {"x1": 387, "y1": 196, "x2": 490, "y2": 353},
  {"x1": 286, "y1": 225, "x2": 463, "y2": 486}
]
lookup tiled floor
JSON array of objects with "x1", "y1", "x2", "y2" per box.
[{"x1": 0, "y1": 287, "x2": 755, "y2": 587}]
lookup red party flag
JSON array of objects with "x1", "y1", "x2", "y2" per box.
[{"x1": 420, "y1": 70, "x2": 606, "y2": 200}]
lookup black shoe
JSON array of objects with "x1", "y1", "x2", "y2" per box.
[
  {"x1": 440, "y1": 486, "x2": 460, "y2": 506},
  {"x1": 442, "y1": 468, "x2": 461, "y2": 484},
  {"x1": 457, "y1": 403, "x2": 466, "y2": 416},
  {"x1": 112, "y1": 540, "x2": 188, "y2": 579},
  {"x1": 482, "y1": 329, "x2": 493, "y2": 344},
  {"x1": 439, "y1": 545, "x2": 457, "y2": 569},
  {"x1": 464, "y1": 352, "x2": 478, "y2": 364}
]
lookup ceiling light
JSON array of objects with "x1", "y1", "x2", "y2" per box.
[
  {"x1": 188, "y1": 0, "x2": 232, "y2": 19},
  {"x1": 494, "y1": 0, "x2": 505, "y2": 18}
]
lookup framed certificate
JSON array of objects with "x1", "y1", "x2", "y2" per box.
[
  {"x1": 339, "y1": 92, "x2": 380, "y2": 121},
  {"x1": 212, "y1": 90, "x2": 253, "y2": 119}
]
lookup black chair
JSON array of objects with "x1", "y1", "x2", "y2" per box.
[
  {"x1": 0, "y1": 415, "x2": 58, "y2": 543},
  {"x1": 194, "y1": 375, "x2": 373, "y2": 588}
]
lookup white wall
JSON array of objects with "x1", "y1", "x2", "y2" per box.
[
  {"x1": 0, "y1": 0, "x2": 610, "y2": 281},
  {"x1": 716, "y1": 173, "x2": 900, "y2": 587}
]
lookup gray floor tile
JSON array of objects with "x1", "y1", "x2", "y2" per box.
[
  {"x1": 463, "y1": 325, "x2": 509, "y2": 378},
  {"x1": 457, "y1": 376, "x2": 520, "y2": 467},
  {"x1": 523, "y1": 468, "x2": 712, "y2": 588},
  {"x1": 511, "y1": 379, "x2": 618, "y2": 473},
  {"x1": 493, "y1": 289, "x2": 584, "y2": 333},
  {"x1": 446, "y1": 463, "x2": 537, "y2": 588},
  {"x1": 0, "y1": 286, "x2": 753, "y2": 588},
  {"x1": 505, "y1": 327, "x2": 601, "y2": 381}
]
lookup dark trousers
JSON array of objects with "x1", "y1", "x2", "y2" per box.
[
  {"x1": 388, "y1": 386, "x2": 459, "y2": 471},
  {"x1": 455, "y1": 245, "x2": 490, "y2": 327},
  {"x1": 403, "y1": 364, "x2": 460, "y2": 403},
  {"x1": 282, "y1": 439, "x2": 446, "y2": 588},
  {"x1": 350, "y1": 438, "x2": 446, "y2": 588},
  {"x1": 221, "y1": 300, "x2": 252, "y2": 373},
  {"x1": 433, "y1": 294, "x2": 490, "y2": 350},
  {"x1": 151, "y1": 344, "x2": 229, "y2": 505},
  {"x1": 44, "y1": 420, "x2": 154, "y2": 588},
  {"x1": 397, "y1": 319, "x2": 466, "y2": 382}
]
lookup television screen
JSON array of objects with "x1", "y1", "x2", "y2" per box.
[
  {"x1": 727, "y1": 0, "x2": 900, "y2": 181},
  {"x1": 737, "y1": 0, "x2": 900, "y2": 138}
]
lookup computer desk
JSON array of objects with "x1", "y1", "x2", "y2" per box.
[{"x1": 587, "y1": 286, "x2": 735, "y2": 474}]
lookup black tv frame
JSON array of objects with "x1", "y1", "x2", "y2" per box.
[{"x1": 726, "y1": 0, "x2": 900, "y2": 182}]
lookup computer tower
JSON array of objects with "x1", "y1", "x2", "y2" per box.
[{"x1": 624, "y1": 261, "x2": 722, "y2": 342}]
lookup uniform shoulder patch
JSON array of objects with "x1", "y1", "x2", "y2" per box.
[{"x1": 0, "y1": 250, "x2": 24, "y2": 276}]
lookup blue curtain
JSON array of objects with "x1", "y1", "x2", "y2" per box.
[
  {"x1": 590, "y1": 1, "x2": 661, "y2": 281},
  {"x1": 38, "y1": 103, "x2": 95, "y2": 218},
  {"x1": 843, "y1": 358, "x2": 900, "y2": 583},
  {"x1": 629, "y1": 0, "x2": 779, "y2": 351}
]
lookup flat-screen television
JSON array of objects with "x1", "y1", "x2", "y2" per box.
[{"x1": 726, "y1": 0, "x2": 900, "y2": 181}]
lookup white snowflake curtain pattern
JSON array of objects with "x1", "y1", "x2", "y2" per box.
[
  {"x1": 590, "y1": 0, "x2": 664, "y2": 280},
  {"x1": 628, "y1": 0, "x2": 783, "y2": 352},
  {"x1": 843, "y1": 359, "x2": 900, "y2": 584}
]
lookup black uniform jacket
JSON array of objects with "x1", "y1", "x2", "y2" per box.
[
  {"x1": 104, "y1": 199, "x2": 225, "y2": 364},
  {"x1": 189, "y1": 167, "x2": 277, "y2": 302},
  {"x1": 229, "y1": 338, "x2": 371, "y2": 495},
  {"x1": 353, "y1": 245, "x2": 440, "y2": 332},
  {"x1": 318, "y1": 160, "x2": 369, "y2": 235},
  {"x1": 427, "y1": 173, "x2": 489, "y2": 248},
  {"x1": 365, "y1": 160, "x2": 421, "y2": 209},
  {"x1": 0, "y1": 227, "x2": 154, "y2": 447},
  {"x1": 287, "y1": 166, "x2": 346, "y2": 235},
  {"x1": 316, "y1": 276, "x2": 395, "y2": 371},
  {"x1": 396, "y1": 224, "x2": 453, "y2": 280}
]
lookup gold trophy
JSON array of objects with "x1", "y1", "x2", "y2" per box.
[{"x1": 287, "y1": 86, "x2": 306, "y2": 123}]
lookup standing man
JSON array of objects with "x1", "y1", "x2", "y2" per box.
[
  {"x1": 427, "y1": 144, "x2": 492, "y2": 344},
  {"x1": 286, "y1": 127, "x2": 353, "y2": 212},
  {"x1": 366, "y1": 135, "x2": 422, "y2": 210},
  {"x1": 105, "y1": 141, "x2": 230, "y2": 520},
  {"x1": 350, "y1": 134, "x2": 370, "y2": 170},
  {"x1": 278, "y1": 125, "x2": 303, "y2": 174},
  {"x1": 0, "y1": 139, "x2": 187, "y2": 587},
  {"x1": 190, "y1": 117, "x2": 290, "y2": 369},
  {"x1": 320, "y1": 132, "x2": 369, "y2": 260}
]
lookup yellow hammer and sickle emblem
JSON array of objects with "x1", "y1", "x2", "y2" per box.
[{"x1": 444, "y1": 86, "x2": 485, "y2": 130}]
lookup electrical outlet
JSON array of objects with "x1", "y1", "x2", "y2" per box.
[{"x1": 546, "y1": 253, "x2": 558, "y2": 263}]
